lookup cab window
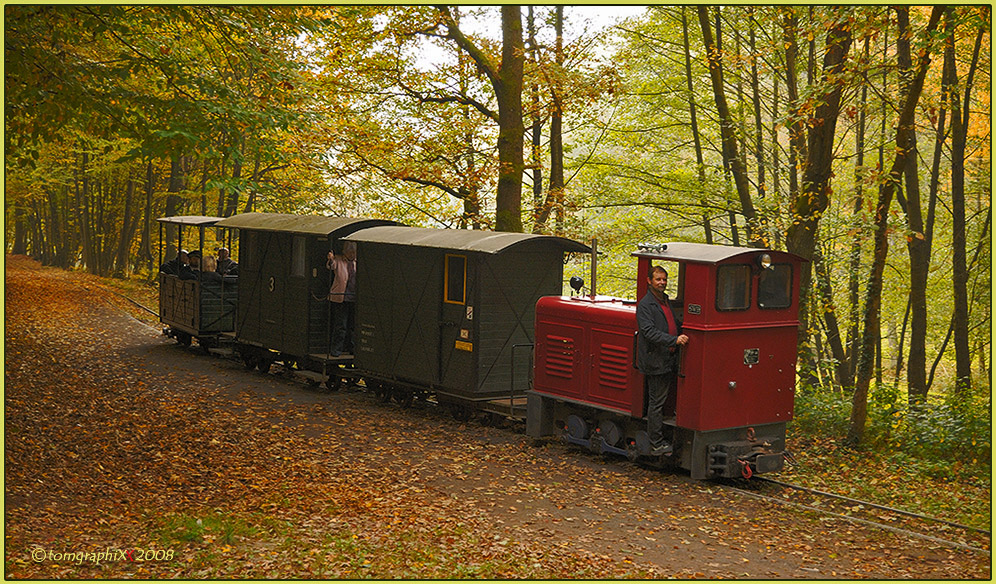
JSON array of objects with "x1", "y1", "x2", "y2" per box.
[
  {"x1": 758, "y1": 264, "x2": 792, "y2": 309},
  {"x1": 716, "y1": 265, "x2": 751, "y2": 311}
]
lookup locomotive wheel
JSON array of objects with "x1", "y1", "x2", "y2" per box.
[{"x1": 596, "y1": 419, "x2": 622, "y2": 448}]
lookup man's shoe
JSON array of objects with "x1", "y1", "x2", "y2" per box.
[{"x1": 650, "y1": 442, "x2": 672, "y2": 456}]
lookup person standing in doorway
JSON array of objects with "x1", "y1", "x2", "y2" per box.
[{"x1": 636, "y1": 265, "x2": 689, "y2": 456}]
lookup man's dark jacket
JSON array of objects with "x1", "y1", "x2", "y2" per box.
[{"x1": 636, "y1": 289, "x2": 683, "y2": 375}]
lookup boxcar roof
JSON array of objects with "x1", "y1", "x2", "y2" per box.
[
  {"x1": 214, "y1": 213, "x2": 396, "y2": 235},
  {"x1": 344, "y1": 226, "x2": 591, "y2": 254},
  {"x1": 156, "y1": 215, "x2": 223, "y2": 226},
  {"x1": 632, "y1": 242, "x2": 805, "y2": 264}
]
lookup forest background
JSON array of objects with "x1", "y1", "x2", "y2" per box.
[{"x1": 4, "y1": 6, "x2": 991, "y2": 479}]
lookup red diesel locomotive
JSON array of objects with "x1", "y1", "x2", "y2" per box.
[{"x1": 526, "y1": 243, "x2": 805, "y2": 479}]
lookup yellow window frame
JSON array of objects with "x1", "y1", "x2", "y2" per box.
[{"x1": 444, "y1": 254, "x2": 467, "y2": 305}]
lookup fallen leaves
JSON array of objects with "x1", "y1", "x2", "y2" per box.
[{"x1": 4, "y1": 256, "x2": 990, "y2": 580}]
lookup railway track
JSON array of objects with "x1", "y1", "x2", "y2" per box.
[{"x1": 722, "y1": 476, "x2": 991, "y2": 555}]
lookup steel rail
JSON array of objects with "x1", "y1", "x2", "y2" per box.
[
  {"x1": 756, "y1": 476, "x2": 990, "y2": 536},
  {"x1": 730, "y1": 484, "x2": 990, "y2": 555}
]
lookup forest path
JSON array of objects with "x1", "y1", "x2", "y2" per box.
[{"x1": 4, "y1": 255, "x2": 988, "y2": 579}]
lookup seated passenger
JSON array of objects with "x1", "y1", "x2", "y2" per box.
[
  {"x1": 200, "y1": 256, "x2": 224, "y2": 283},
  {"x1": 159, "y1": 249, "x2": 189, "y2": 275},
  {"x1": 180, "y1": 251, "x2": 201, "y2": 280},
  {"x1": 216, "y1": 247, "x2": 238, "y2": 276}
]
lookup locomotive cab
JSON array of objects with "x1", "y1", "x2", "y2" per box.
[{"x1": 528, "y1": 242, "x2": 805, "y2": 479}]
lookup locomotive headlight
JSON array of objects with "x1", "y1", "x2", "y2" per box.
[{"x1": 758, "y1": 253, "x2": 773, "y2": 270}]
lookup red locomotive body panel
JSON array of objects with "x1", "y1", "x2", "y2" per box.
[
  {"x1": 534, "y1": 296, "x2": 644, "y2": 419},
  {"x1": 678, "y1": 321, "x2": 797, "y2": 431}
]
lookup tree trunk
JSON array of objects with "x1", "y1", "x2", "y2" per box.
[
  {"x1": 494, "y1": 6, "x2": 525, "y2": 232},
  {"x1": 12, "y1": 203, "x2": 28, "y2": 255},
  {"x1": 848, "y1": 6, "x2": 944, "y2": 446},
  {"x1": 533, "y1": 7, "x2": 565, "y2": 234},
  {"x1": 138, "y1": 159, "x2": 155, "y2": 275},
  {"x1": 814, "y1": 244, "x2": 848, "y2": 389},
  {"x1": 164, "y1": 155, "x2": 188, "y2": 260},
  {"x1": 785, "y1": 11, "x2": 852, "y2": 387},
  {"x1": 946, "y1": 8, "x2": 986, "y2": 402},
  {"x1": 224, "y1": 134, "x2": 244, "y2": 218},
  {"x1": 76, "y1": 148, "x2": 97, "y2": 274},
  {"x1": 440, "y1": 6, "x2": 525, "y2": 232},
  {"x1": 896, "y1": 6, "x2": 929, "y2": 404},
  {"x1": 113, "y1": 178, "x2": 137, "y2": 278},
  {"x1": 527, "y1": 7, "x2": 544, "y2": 232},
  {"x1": 697, "y1": 6, "x2": 757, "y2": 242},
  {"x1": 682, "y1": 7, "x2": 712, "y2": 243},
  {"x1": 845, "y1": 36, "x2": 871, "y2": 391},
  {"x1": 782, "y1": 8, "x2": 804, "y2": 207},
  {"x1": 549, "y1": 6, "x2": 565, "y2": 234}
]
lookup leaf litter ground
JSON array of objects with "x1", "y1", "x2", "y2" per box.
[{"x1": 4, "y1": 255, "x2": 990, "y2": 579}]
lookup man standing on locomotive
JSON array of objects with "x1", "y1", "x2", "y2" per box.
[{"x1": 636, "y1": 265, "x2": 689, "y2": 456}]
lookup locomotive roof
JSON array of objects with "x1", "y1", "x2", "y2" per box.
[
  {"x1": 214, "y1": 213, "x2": 396, "y2": 235},
  {"x1": 156, "y1": 215, "x2": 224, "y2": 226},
  {"x1": 632, "y1": 242, "x2": 805, "y2": 264},
  {"x1": 344, "y1": 225, "x2": 592, "y2": 254}
]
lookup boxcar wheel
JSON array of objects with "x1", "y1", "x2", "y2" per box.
[
  {"x1": 242, "y1": 354, "x2": 257, "y2": 370},
  {"x1": 394, "y1": 389, "x2": 414, "y2": 409},
  {"x1": 257, "y1": 358, "x2": 272, "y2": 374},
  {"x1": 325, "y1": 375, "x2": 343, "y2": 392},
  {"x1": 176, "y1": 332, "x2": 192, "y2": 347},
  {"x1": 373, "y1": 383, "x2": 391, "y2": 403},
  {"x1": 449, "y1": 403, "x2": 473, "y2": 422}
]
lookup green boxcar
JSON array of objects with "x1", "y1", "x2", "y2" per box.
[
  {"x1": 344, "y1": 226, "x2": 590, "y2": 403},
  {"x1": 214, "y1": 213, "x2": 397, "y2": 361}
]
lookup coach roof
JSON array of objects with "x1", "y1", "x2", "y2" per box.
[
  {"x1": 343, "y1": 225, "x2": 591, "y2": 255},
  {"x1": 155, "y1": 215, "x2": 224, "y2": 226},
  {"x1": 632, "y1": 242, "x2": 806, "y2": 264},
  {"x1": 214, "y1": 212, "x2": 396, "y2": 235}
]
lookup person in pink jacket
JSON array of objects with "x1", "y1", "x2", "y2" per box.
[{"x1": 326, "y1": 241, "x2": 357, "y2": 357}]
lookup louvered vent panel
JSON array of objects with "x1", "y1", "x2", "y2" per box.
[
  {"x1": 544, "y1": 335, "x2": 575, "y2": 379},
  {"x1": 598, "y1": 343, "x2": 630, "y2": 390}
]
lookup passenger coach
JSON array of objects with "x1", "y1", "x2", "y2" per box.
[{"x1": 213, "y1": 212, "x2": 397, "y2": 382}]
